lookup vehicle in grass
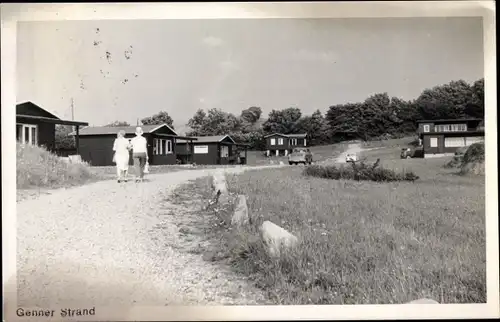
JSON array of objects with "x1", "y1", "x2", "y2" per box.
[
  {"x1": 345, "y1": 153, "x2": 358, "y2": 163},
  {"x1": 288, "y1": 148, "x2": 313, "y2": 165},
  {"x1": 400, "y1": 147, "x2": 424, "y2": 159},
  {"x1": 401, "y1": 148, "x2": 413, "y2": 159}
]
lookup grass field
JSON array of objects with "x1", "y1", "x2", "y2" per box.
[{"x1": 175, "y1": 140, "x2": 486, "y2": 304}]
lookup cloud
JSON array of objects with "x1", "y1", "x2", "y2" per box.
[
  {"x1": 219, "y1": 60, "x2": 239, "y2": 70},
  {"x1": 291, "y1": 49, "x2": 337, "y2": 63},
  {"x1": 202, "y1": 36, "x2": 224, "y2": 47}
]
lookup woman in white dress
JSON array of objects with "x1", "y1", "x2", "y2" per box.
[{"x1": 112, "y1": 130, "x2": 131, "y2": 182}]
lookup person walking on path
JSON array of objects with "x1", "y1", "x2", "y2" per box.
[
  {"x1": 112, "y1": 130, "x2": 132, "y2": 183},
  {"x1": 130, "y1": 126, "x2": 149, "y2": 182}
]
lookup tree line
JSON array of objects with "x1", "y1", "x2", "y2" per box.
[{"x1": 56, "y1": 78, "x2": 484, "y2": 150}]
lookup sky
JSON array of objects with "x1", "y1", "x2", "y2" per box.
[{"x1": 16, "y1": 17, "x2": 484, "y2": 134}]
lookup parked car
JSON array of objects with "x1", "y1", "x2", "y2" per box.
[
  {"x1": 345, "y1": 153, "x2": 358, "y2": 163},
  {"x1": 401, "y1": 148, "x2": 413, "y2": 159},
  {"x1": 288, "y1": 148, "x2": 313, "y2": 165}
]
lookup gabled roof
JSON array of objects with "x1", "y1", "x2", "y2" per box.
[
  {"x1": 69, "y1": 123, "x2": 178, "y2": 136},
  {"x1": 17, "y1": 101, "x2": 89, "y2": 126},
  {"x1": 263, "y1": 133, "x2": 307, "y2": 138},
  {"x1": 17, "y1": 101, "x2": 62, "y2": 120},
  {"x1": 177, "y1": 135, "x2": 236, "y2": 144}
]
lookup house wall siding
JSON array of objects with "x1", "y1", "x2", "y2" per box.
[
  {"x1": 79, "y1": 133, "x2": 178, "y2": 166},
  {"x1": 266, "y1": 135, "x2": 289, "y2": 150},
  {"x1": 16, "y1": 119, "x2": 56, "y2": 151},
  {"x1": 423, "y1": 132, "x2": 484, "y2": 155}
]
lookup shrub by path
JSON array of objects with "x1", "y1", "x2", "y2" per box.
[{"x1": 16, "y1": 166, "x2": 280, "y2": 307}]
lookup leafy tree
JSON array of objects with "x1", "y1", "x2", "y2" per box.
[
  {"x1": 262, "y1": 107, "x2": 302, "y2": 134},
  {"x1": 186, "y1": 108, "x2": 241, "y2": 136},
  {"x1": 295, "y1": 110, "x2": 330, "y2": 145},
  {"x1": 186, "y1": 109, "x2": 207, "y2": 136},
  {"x1": 414, "y1": 80, "x2": 474, "y2": 119},
  {"x1": 465, "y1": 78, "x2": 484, "y2": 118},
  {"x1": 55, "y1": 125, "x2": 75, "y2": 149},
  {"x1": 391, "y1": 97, "x2": 418, "y2": 133},
  {"x1": 105, "y1": 120, "x2": 130, "y2": 127},
  {"x1": 241, "y1": 106, "x2": 262, "y2": 124},
  {"x1": 141, "y1": 111, "x2": 174, "y2": 128}
]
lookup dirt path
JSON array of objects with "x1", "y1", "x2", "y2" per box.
[
  {"x1": 16, "y1": 166, "x2": 281, "y2": 307},
  {"x1": 317, "y1": 143, "x2": 365, "y2": 165}
]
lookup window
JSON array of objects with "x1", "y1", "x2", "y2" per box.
[
  {"x1": 465, "y1": 137, "x2": 484, "y2": 146},
  {"x1": 429, "y1": 137, "x2": 438, "y2": 147},
  {"x1": 423, "y1": 125, "x2": 430, "y2": 133},
  {"x1": 153, "y1": 138, "x2": 172, "y2": 155},
  {"x1": 435, "y1": 124, "x2": 467, "y2": 132},
  {"x1": 444, "y1": 137, "x2": 466, "y2": 147},
  {"x1": 220, "y1": 145, "x2": 229, "y2": 158},
  {"x1": 16, "y1": 123, "x2": 37, "y2": 145},
  {"x1": 290, "y1": 138, "x2": 297, "y2": 145},
  {"x1": 270, "y1": 138, "x2": 276, "y2": 145},
  {"x1": 278, "y1": 138, "x2": 284, "y2": 145},
  {"x1": 194, "y1": 145, "x2": 209, "y2": 154}
]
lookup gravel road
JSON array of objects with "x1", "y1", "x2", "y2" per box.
[
  {"x1": 317, "y1": 143, "x2": 364, "y2": 165},
  {"x1": 16, "y1": 166, "x2": 281, "y2": 307}
]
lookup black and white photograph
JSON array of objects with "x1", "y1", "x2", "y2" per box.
[{"x1": 2, "y1": 2, "x2": 498, "y2": 321}]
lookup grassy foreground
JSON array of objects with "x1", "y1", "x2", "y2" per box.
[{"x1": 176, "y1": 145, "x2": 486, "y2": 304}]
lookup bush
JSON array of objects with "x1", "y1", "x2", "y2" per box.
[
  {"x1": 462, "y1": 142, "x2": 484, "y2": 164},
  {"x1": 444, "y1": 155, "x2": 463, "y2": 168},
  {"x1": 460, "y1": 142, "x2": 485, "y2": 175},
  {"x1": 303, "y1": 159, "x2": 419, "y2": 182},
  {"x1": 17, "y1": 143, "x2": 97, "y2": 189}
]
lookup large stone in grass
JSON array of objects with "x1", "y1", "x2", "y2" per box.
[
  {"x1": 212, "y1": 173, "x2": 228, "y2": 194},
  {"x1": 68, "y1": 155, "x2": 83, "y2": 164},
  {"x1": 405, "y1": 298, "x2": 439, "y2": 304},
  {"x1": 260, "y1": 221, "x2": 298, "y2": 257},
  {"x1": 231, "y1": 195, "x2": 249, "y2": 227}
]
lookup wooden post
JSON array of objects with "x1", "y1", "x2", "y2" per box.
[
  {"x1": 75, "y1": 125, "x2": 80, "y2": 155},
  {"x1": 190, "y1": 139, "x2": 194, "y2": 164}
]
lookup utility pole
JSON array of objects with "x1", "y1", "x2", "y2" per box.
[{"x1": 71, "y1": 98, "x2": 75, "y2": 121}]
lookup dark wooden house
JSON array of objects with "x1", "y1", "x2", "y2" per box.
[
  {"x1": 70, "y1": 124, "x2": 197, "y2": 166},
  {"x1": 176, "y1": 135, "x2": 248, "y2": 165},
  {"x1": 16, "y1": 101, "x2": 88, "y2": 153},
  {"x1": 264, "y1": 133, "x2": 308, "y2": 156},
  {"x1": 417, "y1": 118, "x2": 484, "y2": 158}
]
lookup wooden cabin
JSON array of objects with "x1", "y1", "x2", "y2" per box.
[
  {"x1": 417, "y1": 118, "x2": 484, "y2": 158},
  {"x1": 176, "y1": 135, "x2": 248, "y2": 165},
  {"x1": 264, "y1": 133, "x2": 308, "y2": 156},
  {"x1": 70, "y1": 124, "x2": 197, "y2": 166},
  {"x1": 16, "y1": 101, "x2": 88, "y2": 153}
]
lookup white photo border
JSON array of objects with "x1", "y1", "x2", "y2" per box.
[{"x1": 2, "y1": 1, "x2": 498, "y2": 320}]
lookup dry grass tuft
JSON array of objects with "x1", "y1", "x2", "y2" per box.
[{"x1": 16, "y1": 143, "x2": 99, "y2": 189}]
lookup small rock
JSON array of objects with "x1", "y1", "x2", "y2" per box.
[
  {"x1": 231, "y1": 195, "x2": 249, "y2": 227},
  {"x1": 406, "y1": 298, "x2": 439, "y2": 304},
  {"x1": 214, "y1": 182, "x2": 228, "y2": 195},
  {"x1": 269, "y1": 160, "x2": 275, "y2": 165},
  {"x1": 260, "y1": 221, "x2": 298, "y2": 257},
  {"x1": 279, "y1": 161, "x2": 284, "y2": 165}
]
